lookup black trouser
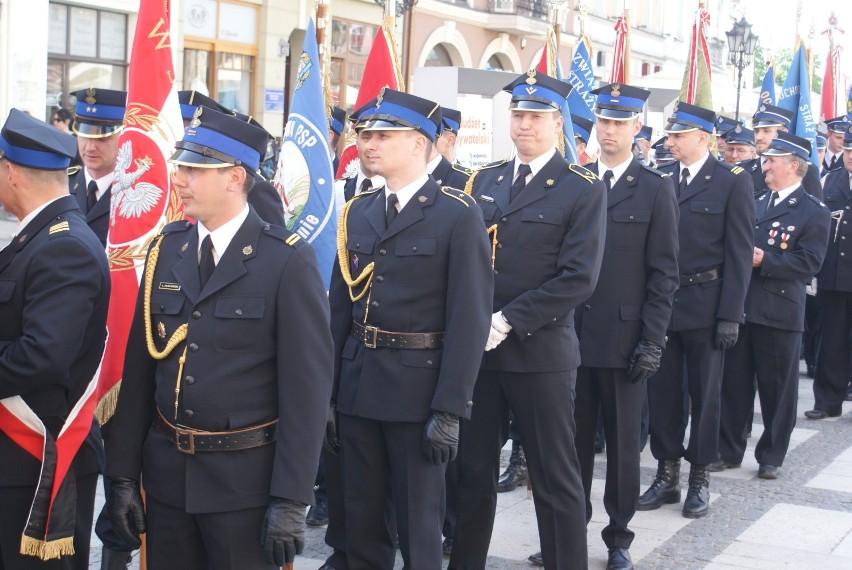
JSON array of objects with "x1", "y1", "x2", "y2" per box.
[
  {"x1": 720, "y1": 323, "x2": 801, "y2": 466},
  {"x1": 814, "y1": 290, "x2": 852, "y2": 415},
  {"x1": 145, "y1": 497, "x2": 275, "y2": 570},
  {"x1": 320, "y1": 444, "x2": 349, "y2": 569},
  {"x1": 450, "y1": 369, "x2": 587, "y2": 570},
  {"x1": 803, "y1": 293, "x2": 821, "y2": 368},
  {"x1": 575, "y1": 367, "x2": 644, "y2": 550},
  {"x1": 648, "y1": 327, "x2": 723, "y2": 466},
  {"x1": 339, "y1": 415, "x2": 445, "y2": 570}
]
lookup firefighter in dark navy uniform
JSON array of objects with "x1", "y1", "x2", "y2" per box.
[
  {"x1": 104, "y1": 106, "x2": 333, "y2": 569},
  {"x1": 0, "y1": 109, "x2": 110, "y2": 570},
  {"x1": 65, "y1": 87, "x2": 129, "y2": 570},
  {"x1": 428, "y1": 106, "x2": 472, "y2": 190},
  {"x1": 574, "y1": 83, "x2": 679, "y2": 570},
  {"x1": 67, "y1": 87, "x2": 126, "y2": 248},
  {"x1": 739, "y1": 104, "x2": 823, "y2": 199},
  {"x1": 718, "y1": 132, "x2": 829, "y2": 477},
  {"x1": 448, "y1": 70, "x2": 607, "y2": 570},
  {"x1": 806, "y1": 125, "x2": 852, "y2": 420},
  {"x1": 177, "y1": 90, "x2": 286, "y2": 226},
  {"x1": 638, "y1": 102, "x2": 755, "y2": 519},
  {"x1": 328, "y1": 89, "x2": 492, "y2": 569},
  {"x1": 822, "y1": 116, "x2": 848, "y2": 176}
]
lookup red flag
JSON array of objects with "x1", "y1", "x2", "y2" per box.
[
  {"x1": 820, "y1": 15, "x2": 844, "y2": 121},
  {"x1": 97, "y1": 0, "x2": 185, "y2": 423},
  {"x1": 822, "y1": 52, "x2": 837, "y2": 121},
  {"x1": 681, "y1": 4, "x2": 712, "y2": 108},
  {"x1": 610, "y1": 15, "x2": 629, "y2": 84},
  {"x1": 334, "y1": 19, "x2": 402, "y2": 180}
]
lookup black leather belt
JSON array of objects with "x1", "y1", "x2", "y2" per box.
[
  {"x1": 351, "y1": 320, "x2": 444, "y2": 349},
  {"x1": 680, "y1": 267, "x2": 721, "y2": 287},
  {"x1": 154, "y1": 410, "x2": 277, "y2": 455}
]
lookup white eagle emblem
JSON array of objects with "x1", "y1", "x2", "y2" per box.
[{"x1": 111, "y1": 141, "x2": 163, "y2": 226}]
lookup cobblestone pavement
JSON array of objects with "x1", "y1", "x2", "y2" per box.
[{"x1": 84, "y1": 366, "x2": 851, "y2": 569}]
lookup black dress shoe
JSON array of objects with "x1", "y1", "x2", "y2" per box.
[
  {"x1": 442, "y1": 537, "x2": 453, "y2": 557},
  {"x1": 528, "y1": 551, "x2": 544, "y2": 566},
  {"x1": 637, "y1": 460, "x2": 680, "y2": 510},
  {"x1": 306, "y1": 499, "x2": 329, "y2": 526},
  {"x1": 757, "y1": 464, "x2": 779, "y2": 479},
  {"x1": 804, "y1": 409, "x2": 840, "y2": 420},
  {"x1": 607, "y1": 547, "x2": 634, "y2": 570},
  {"x1": 708, "y1": 460, "x2": 741, "y2": 472}
]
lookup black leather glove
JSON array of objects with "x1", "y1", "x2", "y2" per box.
[
  {"x1": 626, "y1": 339, "x2": 663, "y2": 383},
  {"x1": 322, "y1": 403, "x2": 340, "y2": 455},
  {"x1": 422, "y1": 411, "x2": 460, "y2": 464},
  {"x1": 714, "y1": 320, "x2": 740, "y2": 351},
  {"x1": 107, "y1": 477, "x2": 146, "y2": 549},
  {"x1": 260, "y1": 498, "x2": 306, "y2": 566}
]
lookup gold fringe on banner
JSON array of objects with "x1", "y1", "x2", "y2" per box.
[
  {"x1": 21, "y1": 535, "x2": 75, "y2": 561},
  {"x1": 95, "y1": 380, "x2": 122, "y2": 426}
]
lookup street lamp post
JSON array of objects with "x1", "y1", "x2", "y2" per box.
[{"x1": 726, "y1": 17, "x2": 759, "y2": 121}]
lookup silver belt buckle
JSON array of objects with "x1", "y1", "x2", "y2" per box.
[{"x1": 364, "y1": 325, "x2": 379, "y2": 349}]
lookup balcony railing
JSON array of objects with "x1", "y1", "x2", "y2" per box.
[{"x1": 489, "y1": 0, "x2": 549, "y2": 21}]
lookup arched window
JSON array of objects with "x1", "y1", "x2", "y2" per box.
[
  {"x1": 425, "y1": 44, "x2": 453, "y2": 67},
  {"x1": 486, "y1": 54, "x2": 506, "y2": 71}
]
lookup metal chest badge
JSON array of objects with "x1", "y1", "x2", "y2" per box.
[
  {"x1": 157, "y1": 322, "x2": 166, "y2": 339},
  {"x1": 352, "y1": 254, "x2": 359, "y2": 271}
]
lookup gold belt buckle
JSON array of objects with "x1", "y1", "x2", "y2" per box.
[
  {"x1": 364, "y1": 325, "x2": 379, "y2": 349},
  {"x1": 175, "y1": 428, "x2": 196, "y2": 454}
]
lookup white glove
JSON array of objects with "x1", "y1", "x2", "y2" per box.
[
  {"x1": 485, "y1": 312, "x2": 512, "y2": 352},
  {"x1": 492, "y1": 311, "x2": 512, "y2": 334}
]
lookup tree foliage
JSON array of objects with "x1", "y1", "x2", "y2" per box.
[{"x1": 755, "y1": 46, "x2": 823, "y2": 94}]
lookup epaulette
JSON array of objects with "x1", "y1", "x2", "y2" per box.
[
  {"x1": 805, "y1": 193, "x2": 827, "y2": 208},
  {"x1": 641, "y1": 163, "x2": 667, "y2": 177},
  {"x1": 464, "y1": 159, "x2": 509, "y2": 195},
  {"x1": 358, "y1": 185, "x2": 382, "y2": 196},
  {"x1": 568, "y1": 163, "x2": 598, "y2": 184},
  {"x1": 48, "y1": 219, "x2": 71, "y2": 237},
  {"x1": 261, "y1": 223, "x2": 304, "y2": 248},
  {"x1": 67, "y1": 165, "x2": 81, "y2": 176},
  {"x1": 160, "y1": 220, "x2": 193, "y2": 235},
  {"x1": 476, "y1": 159, "x2": 509, "y2": 171},
  {"x1": 441, "y1": 186, "x2": 476, "y2": 207},
  {"x1": 451, "y1": 162, "x2": 473, "y2": 176},
  {"x1": 716, "y1": 160, "x2": 743, "y2": 175}
]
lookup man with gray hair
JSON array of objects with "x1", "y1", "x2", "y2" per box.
[{"x1": 717, "y1": 131, "x2": 829, "y2": 478}]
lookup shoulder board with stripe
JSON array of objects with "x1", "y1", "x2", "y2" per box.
[
  {"x1": 475, "y1": 159, "x2": 509, "y2": 171},
  {"x1": 357, "y1": 186, "x2": 382, "y2": 197},
  {"x1": 568, "y1": 163, "x2": 598, "y2": 184},
  {"x1": 66, "y1": 165, "x2": 82, "y2": 176},
  {"x1": 451, "y1": 162, "x2": 473, "y2": 175},
  {"x1": 441, "y1": 186, "x2": 475, "y2": 206},
  {"x1": 160, "y1": 220, "x2": 193, "y2": 235},
  {"x1": 730, "y1": 165, "x2": 744, "y2": 175},
  {"x1": 48, "y1": 221, "x2": 70, "y2": 235},
  {"x1": 284, "y1": 233, "x2": 301, "y2": 247}
]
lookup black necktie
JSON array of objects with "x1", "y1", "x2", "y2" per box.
[
  {"x1": 767, "y1": 192, "x2": 778, "y2": 212},
  {"x1": 199, "y1": 235, "x2": 215, "y2": 287},
  {"x1": 359, "y1": 178, "x2": 372, "y2": 195},
  {"x1": 386, "y1": 193, "x2": 399, "y2": 228},
  {"x1": 86, "y1": 180, "x2": 98, "y2": 212},
  {"x1": 510, "y1": 163, "x2": 532, "y2": 202},
  {"x1": 830, "y1": 155, "x2": 839, "y2": 171},
  {"x1": 603, "y1": 169, "x2": 614, "y2": 192},
  {"x1": 679, "y1": 167, "x2": 690, "y2": 197}
]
